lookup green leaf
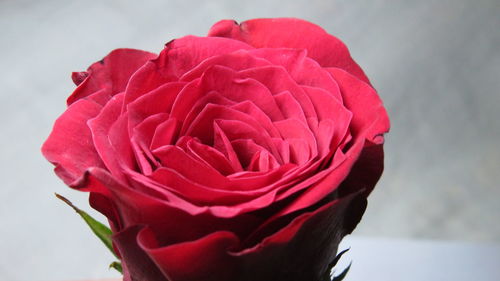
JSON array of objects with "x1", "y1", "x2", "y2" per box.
[
  {"x1": 55, "y1": 193, "x2": 118, "y2": 259},
  {"x1": 109, "y1": 261, "x2": 123, "y2": 273}
]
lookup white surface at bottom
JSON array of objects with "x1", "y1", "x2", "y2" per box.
[
  {"x1": 65, "y1": 237, "x2": 500, "y2": 281},
  {"x1": 339, "y1": 237, "x2": 500, "y2": 281}
]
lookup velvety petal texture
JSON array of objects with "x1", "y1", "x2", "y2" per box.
[{"x1": 42, "y1": 17, "x2": 389, "y2": 281}]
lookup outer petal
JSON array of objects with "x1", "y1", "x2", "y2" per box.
[
  {"x1": 138, "y1": 229, "x2": 239, "y2": 281},
  {"x1": 232, "y1": 192, "x2": 366, "y2": 281},
  {"x1": 337, "y1": 143, "x2": 385, "y2": 197},
  {"x1": 41, "y1": 99, "x2": 105, "y2": 184},
  {"x1": 74, "y1": 167, "x2": 263, "y2": 239},
  {"x1": 208, "y1": 18, "x2": 370, "y2": 84},
  {"x1": 126, "y1": 192, "x2": 365, "y2": 281},
  {"x1": 327, "y1": 68, "x2": 390, "y2": 144},
  {"x1": 113, "y1": 226, "x2": 168, "y2": 281},
  {"x1": 68, "y1": 49, "x2": 156, "y2": 105},
  {"x1": 275, "y1": 68, "x2": 389, "y2": 215}
]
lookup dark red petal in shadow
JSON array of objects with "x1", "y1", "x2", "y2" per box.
[{"x1": 113, "y1": 225, "x2": 169, "y2": 281}]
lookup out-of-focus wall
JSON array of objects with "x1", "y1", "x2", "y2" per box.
[{"x1": 0, "y1": 0, "x2": 498, "y2": 280}]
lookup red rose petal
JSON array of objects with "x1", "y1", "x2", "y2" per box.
[
  {"x1": 68, "y1": 49, "x2": 156, "y2": 105},
  {"x1": 273, "y1": 142, "x2": 361, "y2": 218},
  {"x1": 108, "y1": 114, "x2": 136, "y2": 171},
  {"x1": 231, "y1": 139, "x2": 274, "y2": 170},
  {"x1": 234, "y1": 192, "x2": 366, "y2": 281},
  {"x1": 250, "y1": 150, "x2": 280, "y2": 172},
  {"x1": 126, "y1": 81, "x2": 185, "y2": 130},
  {"x1": 301, "y1": 85, "x2": 353, "y2": 150},
  {"x1": 150, "y1": 117, "x2": 181, "y2": 150},
  {"x1": 273, "y1": 118, "x2": 317, "y2": 162},
  {"x1": 179, "y1": 49, "x2": 271, "y2": 82},
  {"x1": 230, "y1": 101, "x2": 281, "y2": 138},
  {"x1": 87, "y1": 93, "x2": 129, "y2": 182},
  {"x1": 327, "y1": 68, "x2": 390, "y2": 144},
  {"x1": 122, "y1": 162, "x2": 312, "y2": 218},
  {"x1": 41, "y1": 99, "x2": 104, "y2": 184},
  {"x1": 337, "y1": 143, "x2": 385, "y2": 197},
  {"x1": 249, "y1": 48, "x2": 343, "y2": 101},
  {"x1": 180, "y1": 91, "x2": 236, "y2": 137},
  {"x1": 130, "y1": 191, "x2": 365, "y2": 281},
  {"x1": 80, "y1": 167, "x2": 209, "y2": 222},
  {"x1": 314, "y1": 119, "x2": 336, "y2": 157},
  {"x1": 213, "y1": 122, "x2": 244, "y2": 172},
  {"x1": 272, "y1": 138, "x2": 291, "y2": 164},
  {"x1": 113, "y1": 226, "x2": 168, "y2": 281},
  {"x1": 165, "y1": 36, "x2": 254, "y2": 78},
  {"x1": 123, "y1": 36, "x2": 253, "y2": 105},
  {"x1": 186, "y1": 138, "x2": 235, "y2": 176},
  {"x1": 71, "y1": 71, "x2": 89, "y2": 86},
  {"x1": 131, "y1": 113, "x2": 170, "y2": 174},
  {"x1": 152, "y1": 145, "x2": 228, "y2": 188},
  {"x1": 273, "y1": 91, "x2": 308, "y2": 125},
  {"x1": 301, "y1": 86, "x2": 350, "y2": 122},
  {"x1": 185, "y1": 104, "x2": 278, "y2": 158},
  {"x1": 208, "y1": 18, "x2": 370, "y2": 84},
  {"x1": 216, "y1": 119, "x2": 278, "y2": 156},
  {"x1": 238, "y1": 66, "x2": 316, "y2": 121},
  {"x1": 148, "y1": 167, "x2": 245, "y2": 205},
  {"x1": 197, "y1": 65, "x2": 284, "y2": 121},
  {"x1": 132, "y1": 113, "x2": 169, "y2": 150},
  {"x1": 138, "y1": 228, "x2": 239, "y2": 281}
]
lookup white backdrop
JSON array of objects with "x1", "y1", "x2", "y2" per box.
[{"x1": 1, "y1": 0, "x2": 499, "y2": 280}]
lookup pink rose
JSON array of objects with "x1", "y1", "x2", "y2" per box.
[{"x1": 43, "y1": 18, "x2": 389, "y2": 281}]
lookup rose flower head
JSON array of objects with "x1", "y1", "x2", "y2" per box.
[{"x1": 42, "y1": 18, "x2": 389, "y2": 281}]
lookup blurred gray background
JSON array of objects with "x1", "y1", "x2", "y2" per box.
[{"x1": 1, "y1": 0, "x2": 499, "y2": 280}]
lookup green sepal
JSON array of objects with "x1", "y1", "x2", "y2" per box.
[
  {"x1": 109, "y1": 261, "x2": 123, "y2": 273},
  {"x1": 331, "y1": 262, "x2": 351, "y2": 281},
  {"x1": 322, "y1": 248, "x2": 352, "y2": 281},
  {"x1": 55, "y1": 193, "x2": 118, "y2": 259}
]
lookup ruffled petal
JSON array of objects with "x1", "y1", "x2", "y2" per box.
[
  {"x1": 113, "y1": 226, "x2": 168, "y2": 281},
  {"x1": 125, "y1": 192, "x2": 366, "y2": 281},
  {"x1": 327, "y1": 68, "x2": 390, "y2": 144},
  {"x1": 87, "y1": 93, "x2": 129, "y2": 182},
  {"x1": 41, "y1": 99, "x2": 104, "y2": 184},
  {"x1": 124, "y1": 36, "x2": 253, "y2": 105},
  {"x1": 68, "y1": 49, "x2": 156, "y2": 105},
  {"x1": 231, "y1": 192, "x2": 366, "y2": 281},
  {"x1": 208, "y1": 18, "x2": 370, "y2": 84},
  {"x1": 138, "y1": 229, "x2": 239, "y2": 281}
]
